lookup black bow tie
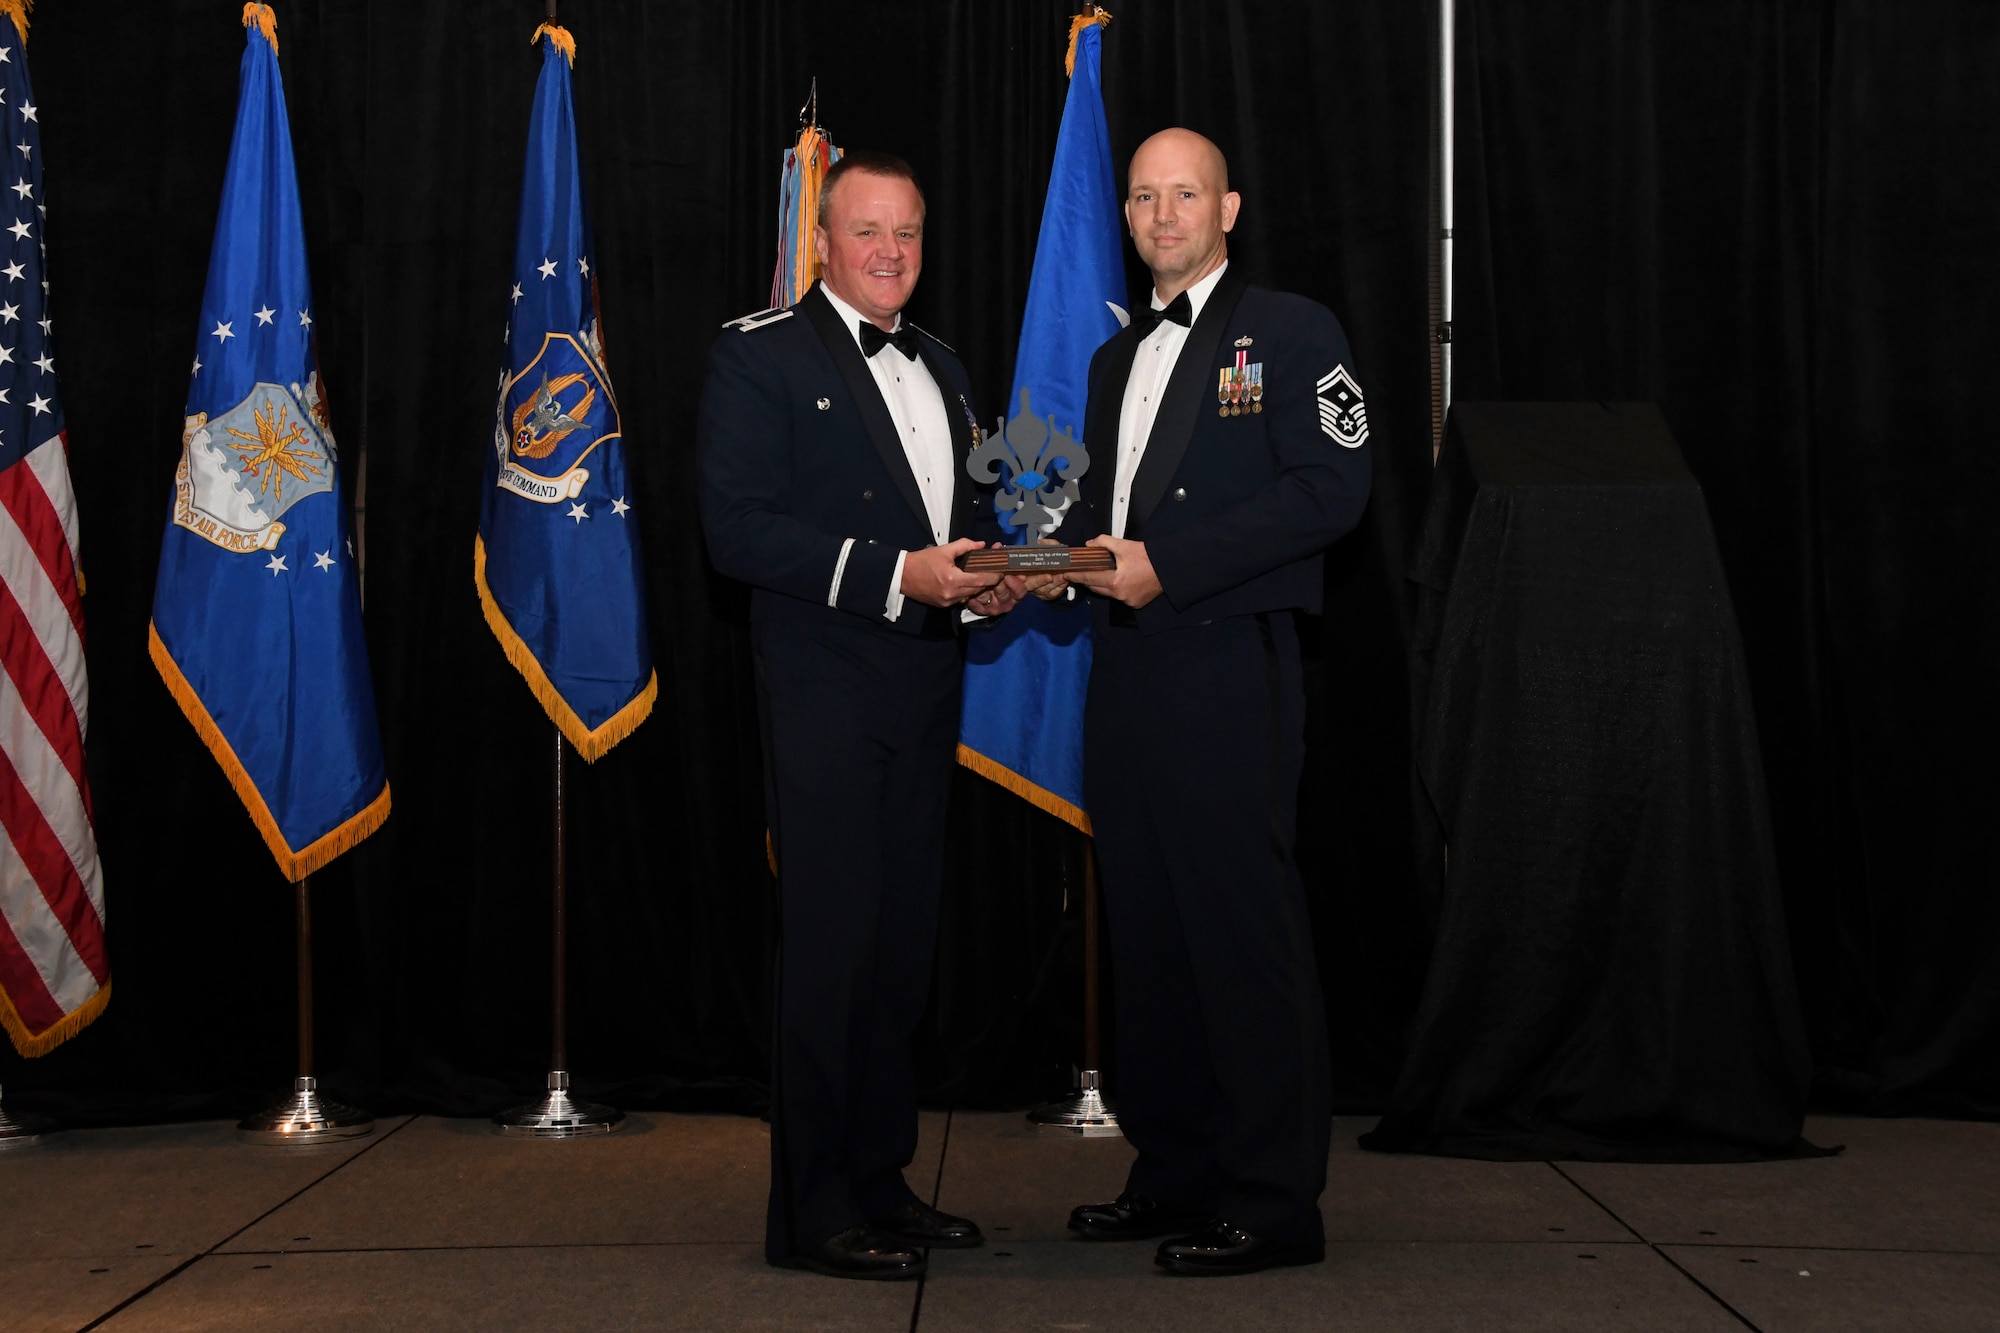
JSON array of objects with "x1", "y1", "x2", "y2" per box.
[
  {"x1": 859, "y1": 321, "x2": 919, "y2": 360},
  {"x1": 1137, "y1": 291, "x2": 1193, "y2": 333}
]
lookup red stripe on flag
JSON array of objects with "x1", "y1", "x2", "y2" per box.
[
  {"x1": 0, "y1": 877, "x2": 64, "y2": 1036},
  {"x1": 0, "y1": 738, "x2": 107, "y2": 984},
  {"x1": 0, "y1": 448, "x2": 86, "y2": 647},
  {"x1": 0, "y1": 579, "x2": 92, "y2": 821}
]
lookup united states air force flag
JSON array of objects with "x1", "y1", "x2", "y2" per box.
[
  {"x1": 475, "y1": 22, "x2": 654, "y2": 762},
  {"x1": 149, "y1": 4, "x2": 387, "y2": 882},
  {"x1": 957, "y1": 12, "x2": 1124, "y2": 833}
]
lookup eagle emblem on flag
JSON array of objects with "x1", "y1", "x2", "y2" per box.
[
  {"x1": 172, "y1": 376, "x2": 336, "y2": 553},
  {"x1": 491, "y1": 333, "x2": 616, "y2": 506}
]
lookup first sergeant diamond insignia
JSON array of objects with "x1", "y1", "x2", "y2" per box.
[{"x1": 1317, "y1": 364, "x2": 1368, "y2": 448}]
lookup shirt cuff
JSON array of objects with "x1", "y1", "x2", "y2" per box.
[
  {"x1": 884, "y1": 550, "x2": 909, "y2": 621},
  {"x1": 827, "y1": 537, "x2": 855, "y2": 608}
]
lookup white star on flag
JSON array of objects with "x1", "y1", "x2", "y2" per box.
[
  {"x1": 18, "y1": 103, "x2": 34, "y2": 123},
  {"x1": 5, "y1": 218, "x2": 27, "y2": 241},
  {"x1": 267, "y1": 554, "x2": 288, "y2": 575},
  {"x1": 537, "y1": 257, "x2": 558, "y2": 280},
  {"x1": 28, "y1": 393, "x2": 49, "y2": 415},
  {"x1": 0, "y1": 302, "x2": 17, "y2": 324},
  {"x1": 1, "y1": 260, "x2": 20, "y2": 280},
  {"x1": 254, "y1": 305, "x2": 276, "y2": 325},
  {"x1": 0, "y1": 345, "x2": 12, "y2": 364},
  {"x1": 0, "y1": 387, "x2": 11, "y2": 404},
  {"x1": 8, "y1": 180, "x2": 26, "y2": 199},
  {"x1": 13, "y1": 142, "x2": 27, "y2": 159},
  {"x1": 32, "y1": 352, "x2": 51, "y2": 374},
  {"x1": 568, "y1": 502, "x2": 589, "y2": 523},
  {"x1": 314, "y1": 551, "x2": 335, "y2": 571},
  {"x1": 192, "y1": 355, "x2": 202, "y2": 375},
  {"x1": 610, "y1": 496, "x2": 631, "y2": 516},
  {"x1": 510, "y1": 283, "x2": 523, "y2": 304},
  {"x1": 34, "y1": 315, "x2": 47, "y2": 334},
  {"x1": 579, "y1": 257, "x2": 590, "y2": 277},
  {"x1": 212, "y1": 321, "x2": 234, "y2": 341}
]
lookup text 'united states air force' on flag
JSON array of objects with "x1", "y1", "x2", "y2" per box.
[
  {"x1": 476, "y1": 21, "x2": 654, "y2": 761},
  {"x1": 0, "y1": 0, "x2": 111, "y2": 1055},
  {"x1": 149, "y1": 4, "x2": 388, "y2": 883},
  {"x1": 957, "y1": 12, "x2": 1125, "y2": 833}
]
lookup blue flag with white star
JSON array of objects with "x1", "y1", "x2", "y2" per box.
[
  {"x1": 475, "y1": 22, "x2": 653, "y2": 761},
  {"x1": 957, "y1": 16, "x2": 1124, "y2": 833},
  {"x1": 148, "y1": 5, "x2": 388, "y2": 880}
]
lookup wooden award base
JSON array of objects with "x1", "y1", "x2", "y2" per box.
[{"x1": 957, "y1": 546, "x2": 1116, "y2": 573}]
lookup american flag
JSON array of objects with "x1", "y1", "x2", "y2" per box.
[{"x1": 0, "y1": 8, "x2": 108, "y2": 1058}]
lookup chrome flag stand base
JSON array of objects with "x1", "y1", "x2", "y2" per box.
[
  {"x1": 1028, "y1": 1068, "x2": 1121, "y2": 1137},
  {"x1": 237, "y1": 877, "x2": 375, "y2": 1146},
  {"x1": 238, "y1": 1075, "x2": 373, "y2": 1145},
  {"x1": 495, "y1": 733, "x2": 624, "y2": 1141},
  {"x1": 493, "y1": 1070, "x2": 623, "y2": 1139},
  {"x1": 0, "y1": 1084, "x2": 53, "y2": 1151}
]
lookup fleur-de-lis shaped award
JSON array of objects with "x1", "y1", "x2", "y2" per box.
[{"x1": 961, "y1": 387, "x2": 1115, "y2": 572}]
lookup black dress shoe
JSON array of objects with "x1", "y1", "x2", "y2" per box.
[
  {"x1": 866, "y1": 1199, "x2": 984, "y2": 1249},
  {"x1": 782, "y1": 1226, "x2": 926, "y2": 1280},
  {"x1": 1154, "y1": 1221, "x2": 1325, "y2": 1275},
  {"x1": 1068, "y1": 1193, "x2": 1209, "y2": 1241}
]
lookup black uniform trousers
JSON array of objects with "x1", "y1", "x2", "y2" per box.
[
  {"x1": 1084, "y1": 611, "x2": 1332, "y2": 1244},
  {"x1": 753, "y1": 616, "x2": 961, "y2": 1261}
]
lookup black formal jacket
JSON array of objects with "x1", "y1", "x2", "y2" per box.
[
  {"x1": 1066, "y1": 268, "x2": 1373, "y2": 632},
  {"x1": 697, "y1": 283, "x2": 994, "y2": 638}
]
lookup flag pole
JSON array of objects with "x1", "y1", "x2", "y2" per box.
[
  {"x1": 493, "y1": 726, "x2": 624, "y2": 1137},
  {"x1": 238, "y1": 874, "x2": 375, "y2": 1144},
  {"x1": 1027, "y1": 838, "x2": 1120, "y2": 1136}
]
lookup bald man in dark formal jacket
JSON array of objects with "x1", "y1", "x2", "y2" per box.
[{"x1": 1032, "y1": 129, "x2": 1372, "y2": 1276}]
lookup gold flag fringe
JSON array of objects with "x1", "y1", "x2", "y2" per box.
[
  {"x1": 473, "y1": 534, "x2": 656, "y2": 763},
  {"x1": 149, "y1": 621, "x2": 391, "y2": 881},
  {"x1": 242, "y1": 2, "x2": 278, "y2": 55},
  {"x1": 1065, "y1": 4, "x2": 1113, "y2": 79},
  {"x1": 0, "y1": 979, "x2": 109, "y2": 1059},
  {"x1": 532, "y1": 21, "x2": 575, "y2": 66},
  {"x1": 0, "y1": 0, "x2": 32, "y2": 47},
  {"x1": 956, "y1": 743, "x2": 1093, "y2": 836}
]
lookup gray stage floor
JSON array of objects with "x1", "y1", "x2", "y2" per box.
[{"x1": 4, "y1": 1110, "x2": 1997, "y2": 1331}]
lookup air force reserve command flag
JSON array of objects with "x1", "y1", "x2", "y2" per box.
[
  {"x1": 475, "y1": 21, "x2": 654, "y2": 761},
  {"x1": 0, "y1": 0, "x2": 110, "y2": 1056},
  {"x1": 956, "y1": 11, "x2": 1124, "y2": 833},
  {"x1": 149, "y1": 4, "x2": 388, "y2": 882}
]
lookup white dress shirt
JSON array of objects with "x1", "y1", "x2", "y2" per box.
[
  {"x1": 1110, "y1": 261, "x2": 1229, "y2": 539},
  {"x1": 819, "y1": 285, "x2": 956, "y2": 622}
]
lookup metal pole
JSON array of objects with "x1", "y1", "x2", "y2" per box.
[
  {"x1": 1438, "y1": 0, "x2": 1456, "y2": 436},
  {"x1": 493, "y1": 727, "x2": 622, "y2": 1137},
  {"x1": 296, "y1": 875, "x2": 314, "y2": 1078},
  {"x1": 238, "y1": 872, "x2": 374, "y2": 1144},
  {"x1": 1081, "y1": 846, "x2": 1100, "y2": 1070},
  {"x1": 1027, "y1": 838, "x2": 1120, "y2": 1136},
  {"x1": 550, "y1": 724, "x2": 567, "y2": 1074}
]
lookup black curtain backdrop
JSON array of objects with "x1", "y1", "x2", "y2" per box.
[
  {"x1": 4, "y1": 0, "x2": 1992, "y2": 1128},
  {"x1": 1451, "y1": 0, "x2": 1999, "y2": 1117}
]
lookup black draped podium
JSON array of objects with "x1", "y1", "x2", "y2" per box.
[{"x1": 1364, "y1": 403, "x2": 1817, "y2": 1162}]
